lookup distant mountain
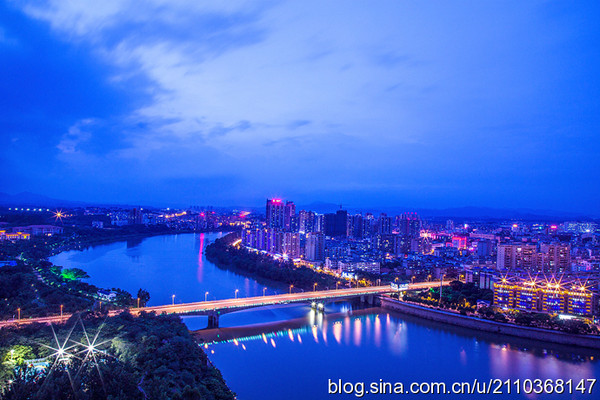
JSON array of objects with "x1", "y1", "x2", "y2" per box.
[
  {"x1": 295, "y1": 204, "x2": 596, "y2": 221},
  {"x1": 1, "y1": 192, "x2": 596, "y2": 220}
]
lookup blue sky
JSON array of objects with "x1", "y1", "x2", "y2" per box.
[{"x1": 1, "y1": 1, "x2": 599, "y2": 213}]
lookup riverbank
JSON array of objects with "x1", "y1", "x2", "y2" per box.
[
  {"x1": 49, "y1": 228, "x2": 232, "y2": 257},
  {"x1": 381, "y1": 296, "x2": 600, "y2": 349}
]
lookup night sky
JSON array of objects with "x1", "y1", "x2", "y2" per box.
[{"x1": 1, "y1": 1, "x2": 599, "y2": 213}]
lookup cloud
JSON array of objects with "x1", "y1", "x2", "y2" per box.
[
  {"x1": 56, "y1": 119, "x2": 96, "y2": 154},
  {"x1": 5, "y1": 1, "x2": 600, "y2": 212}
]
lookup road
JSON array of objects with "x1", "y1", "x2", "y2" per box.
[{"x1": 0, "y1": 282, "x2": 444, "y2": 328}]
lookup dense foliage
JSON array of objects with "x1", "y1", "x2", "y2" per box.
[
  {"x1": 0, "y1": 312, "x2": 235, "y2": 400},
  {"x1": 403, "y1": 280, "x2": 493, "y2": 311},
  {"x1": 0, "y1": 262, "x2": 93, "y2": 320},
  {"x1": 205, "y1": 234, "x2": 341, "y2": 291}
]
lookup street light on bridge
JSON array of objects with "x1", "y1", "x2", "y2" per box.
[
  {"x1": 136, "y1": 298, "x2": 140, "y2": 308},
  {"x1": 439, "y1": 274, "x2": 446, "y2": 304},
  {"x1": 313, "y1": 283, "x2": 317, "y2": 292},
  {"x1": 235, "y1": 289, "x2": 239, "y2": 299},
  {"x1": 205, "y1": 291, "x2": 209, "y2": 302},
  {"x1": 17, "y1": 308, "x2": 20, "y2": 323},
  {"x1": 172, "y1": 294, "x2": 175, "y2": 305},
  {"x1": 60, "y1": 304, "x2": 63, "y2": 320},
  {"x1": 263, "y1": 287, "x2": 267, "y2": 296},
  {"x1": 289, "y1": 285, "x2": 293, "y2": 294},
  {"x1": 336, "y1": 281, "x2": 340, "y2": 290}
]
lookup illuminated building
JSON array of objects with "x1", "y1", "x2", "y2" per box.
[
  {"x1": 539, "y1": 243, "x2": 571, "y2": 274},
  {"x1": 493, "y1": 276, "x2": 596, "y2": 316},
  {"x1": 266, "y1": 199, "x2": 285, "y2": 229},
  {"x1": 298, "y1": 210, "x2": 315, "y2": 233},
  {"x1": 281, "y1": 232, "x2": 301, "y2": 258},
  {"x1": 452, "y1": 235, "x2": 467, "y2": 250},
  {"x1": 515, "y1": 280, "x2": 540, "y2": 311},
  {"x1": 10, "y1": 225, "x2": 63, "y2": 236},
  {"x1": 284, "y1": 201, "x2": 296, "y2": 232},
  {"x1": 0, "y1": 230, "x2": 31, "y2": 241},
  {"x1": 540, "y1": 282, "x2": 566, "y2": 314},
  {"x1": 305, "y1": 232, "x2": 325, "y2": 261},
  {"x1": 566, "y1": 284, "x2": 593, "y2": 316},
  {"x1": 378, "y1": 214, "x2": 392, "y2": 235},
  {"x1": 497, "y1": 244, "x2": 538, "y2": 270},
  {"x1": 398, "y1": 212, "x2": 421, "y2": 237},
  {"x1": 493, "y1": 278, "x2": 516, "y2": 308},
  {"x1": 497, "y1": 243, "x2": 571, "y2": 273},
  {"x1": 129, "y1": 208, "x2": 143, "y2": 225}
]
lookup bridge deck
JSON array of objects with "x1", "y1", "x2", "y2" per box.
[{"x1": 0, "y1": 282, "x2": 443, "y2": 327}]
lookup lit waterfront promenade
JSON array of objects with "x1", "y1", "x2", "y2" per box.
[{"x1": 0, "y1": 282, "x2": 443, "y2": 327}]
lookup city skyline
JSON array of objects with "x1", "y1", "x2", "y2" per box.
[{"x1": 2, "y1": 1, "x2": 599, "y2": 214}]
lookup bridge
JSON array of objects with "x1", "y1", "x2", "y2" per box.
[{"x1": 0, "y1": 282, "x2": 443, "y2": 328}]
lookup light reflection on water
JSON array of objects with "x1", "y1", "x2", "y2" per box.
[
  {"x1": 49, "y1": 233, "x2": 600, "y2": 400},
  {"x1": 205, "y1": 308, "x2": 599, "y2": 400}
]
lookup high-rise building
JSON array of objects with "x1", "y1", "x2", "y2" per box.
[
  {"x1": 129, "y1": 208, "x2": 143, "y2": 225},
  {"x1": 378, "y1": 213, "x2": 392, "y2": 235},
  {"x1": 362, "y1": 213, "x2": 375, "y2": 237},
  {"x1": 497, "y1": 243, "x2": 571, "y2": 273},
  {"x1": 284, "y1": 201, "x2": 296, "y2": 231},
  {"x1": 281, "y1": 231, "x2": 301, "y2": 258},
  {"x1": 314, "y1": 214, "x2": 325, "y2": 233},
  {"x1": 324, "y1": 209, "x2": 348, "y2": 237},
  {"x1": 298, "y1": 210, "x2": 315, "y2": 233},
  {"x1": 305, "y1": 232, "x2": 325, "y2": 261},
  {"x1": 349, "y1": 214, "x2": 363, "y2": 238},
  {"x1": 539, "y1": 243, "x2": 571, "y2": 273},
  {"x1": 496, "y1": 243, "x2": 538, "y2": 270},
  {"x1": 477, "y1": 240, "x2": 494, "y2": 258},
  {"x1": 266, "y1": 199, "x2": 285, "y2": 229},
  {"x1": 399, "y1": 212, "x2": 421, "y2": 237}
]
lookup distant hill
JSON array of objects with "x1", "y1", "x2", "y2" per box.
[{"x1": 1, "y1": 192, "x2": 596, "y2": 221}]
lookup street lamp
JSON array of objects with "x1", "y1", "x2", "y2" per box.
[
  {"x1": 172, "y1": 294, "x2": 175, "y2": 305},
  {"x1": 235, "y1": 289, "x2": 239, "y2": 299},
  {"x1": 289, "y1": 285, "x2": 293, "y2": 294},
  {"x1": 263, "y1": 287, "x2": 267, "y2": 296},
  {"x1": 428, "y1": 274, "x2": 432, "y2": 282},
  {"x1": 412, "y1": 276, "x2": 415, "y2": 284},
  {"x1": 17, "y1": 308, "x2": 20, "y2": 322},
  {"x1": 205, "y1": 291, "x2": 209, "y2": 302},
  {"x1": 377, "y1": 278, "x2": 381, "y2": 286},
  {"x1": 313, "y1": 283, "x2": 317, "y2": 292},
  {"x1": 137, "y1": 298, "x2": 140, "y2": 308},
  {"x1": 336, "y1": 281, "x2": 340, "y2": 290},
  {"x1": 60, "y1": 304, "x2": 64, "y2": 319}
]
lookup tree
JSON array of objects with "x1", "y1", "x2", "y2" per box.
[
  {"x1": 60, "y1": 268, "x2": 90, "y2": 281},
  {"x1": 137, "y1": 289, "x2": 151, "y2": 307}
]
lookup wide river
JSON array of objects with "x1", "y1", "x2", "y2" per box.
[{"x1": 51, "y1": 233, "x2": 599, "y2": 400}]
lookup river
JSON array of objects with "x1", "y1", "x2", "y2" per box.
[{"x1": 50, "y1": 233, "x2": 600, "y2": 399}]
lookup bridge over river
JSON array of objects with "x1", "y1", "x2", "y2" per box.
[{"x1": 1, "y1": 282, "x2": 443, "y2": 328}]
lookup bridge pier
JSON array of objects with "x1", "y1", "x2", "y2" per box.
[
  {"x1": 359, "y1": 295, "x2": 375, "y2": 305},
  {"x1": 207, "y1": 311, "x2": 220, "y2": 329}
]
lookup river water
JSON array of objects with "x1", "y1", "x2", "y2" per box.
[{"x1": 50, "y1": 233, "x2": 600, "y2": 400}]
